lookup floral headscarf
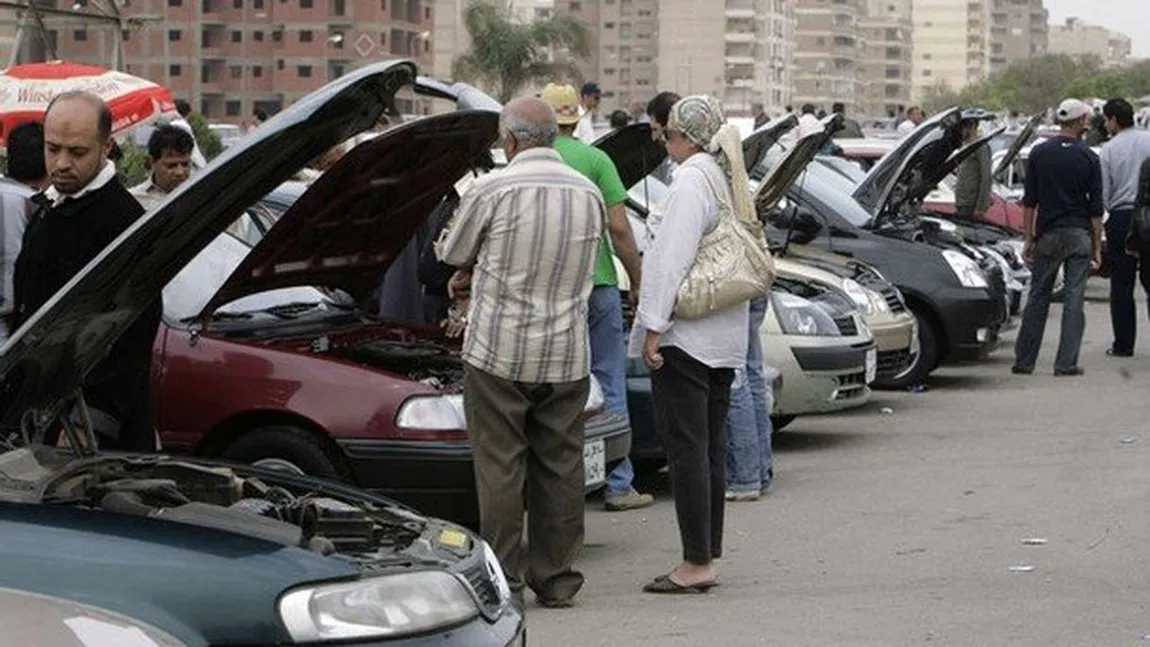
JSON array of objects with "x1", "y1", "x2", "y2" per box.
[{"x1": 668, "y1": 95, "x2": 756, "y2": 227}]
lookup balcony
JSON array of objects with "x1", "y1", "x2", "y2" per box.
[
  {"x1": 724, "y1": 54, "x2": 755, "y2": 65},
  {"x1": 725, "y1": 7, "x2": 755, "y2": 19},
  {"x1": 725, "y1": 31, "x2": 756, "y2": 43}
]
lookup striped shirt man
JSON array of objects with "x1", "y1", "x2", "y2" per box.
[
  {"x1": 438, "y1": 147, "x2": 606, "y2": 384},
  {"x1": 1100, "y1": 127, "x2": 1150, "y2": 212}
]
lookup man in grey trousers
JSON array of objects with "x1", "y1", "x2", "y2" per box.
[{"x1": 1013, "y1": 99, "x2": 1104, "y2": 377}]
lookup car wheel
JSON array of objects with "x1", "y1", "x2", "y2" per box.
[
  {"x1": 770, "y1": 415, "x2": 795, "y2": 432},
  {"x1": 221, "y1": 425, "x2": 350, "y2": 481},
  {"x1": 877, "y1": 308, "x2": 937, "y2": 389}
]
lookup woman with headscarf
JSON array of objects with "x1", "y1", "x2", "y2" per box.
[{"x1": 630, "y1": 95, "x2": 755, "y2": 594}]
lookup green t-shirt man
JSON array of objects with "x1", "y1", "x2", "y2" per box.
[{"x1": 553, "y1": 134, "x2": 628, "y2": 287}]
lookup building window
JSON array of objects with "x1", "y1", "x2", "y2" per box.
[
  {"x1": 332, "y1": 0, "x2": 346, "y2": 15},
  {"x1": 229, "y1": 65, "x2": 242, "y2": 78},
  {"x1": 168, "y1": 29, "x2": 181, "y2": 41},
  {"x1": 253, "y1": 65, "x2": 263, "y2": 77},
  {"x1": 923, "y1": 69, "x2": 932, "y2": 77},
  {"x1": 231, "y1": 31, "x2": 242, "y2": 43},
  {"x1": 923, "y1": 52, "x2": 932, "y2": 59},
  {"x1": 200, "y1": 65, "x2": 212, "y2": 83},
  {"x1": 380, "y1": 0, "x2": 387, "y2": 11},
  {"x1": 272, "y1": 30, "x2": 282, "y2": 42},
  {"x1": 570, "y1": 1, "x2": 581, "y2": 10},
  {"x1": 202, "y1": 0, "x2": 212, "y2": 11},
  {"x1": 301, "y1": 0, "x2": 313, "y2": 7},
  {"x1": 298, "y1": 65, "x2": 313, "y2": 78},
  {"x1": 169, "y1": 64, "x2": 182, "y2": 76},
  {"x1": 254, "y1": 31, "x2": 264, "y2": 41},
  {"x1": 226, "y1": 100, "x2": 241, "y2": 116},
  {"x1": 254, "y1": 0, "x2": 263, "y2": 7},
  {"x1": 300, "y1": 30, "x2": 313, "y2": 42},
  {"x1": 277, "y1": 59, "x2": 285, "y2": 70},
  {"x1": 233, "y1": 0, "x2": 242, "y2": 6},
  {"x1": 74, "y1": 30, "x2": 87, "y2": 41},
  {"x1": 167, "y1": 0, "x2": 181, "y2": 5}
]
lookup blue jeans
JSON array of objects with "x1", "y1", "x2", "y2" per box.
[
  {"x1": 726, "y1": 296, "x2": 773, "y2": 493},
  {"x1": 588, "y1": 286, "x2": 634, "y2": 496},
  {"x1": 1014, "y1": 228, "x2": 1092, "y2": 370}
]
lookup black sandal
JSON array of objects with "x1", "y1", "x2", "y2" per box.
[{"x1": 643, "y1": 574, "x2": 717, "y2": 594}]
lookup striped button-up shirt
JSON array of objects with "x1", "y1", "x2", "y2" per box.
[
  {"x1": 1100, "y1": 127, "x2": 1150, "y2": 211},
  {"x1": 438, "y1": 147, "x2": 606, "y2": 383}
]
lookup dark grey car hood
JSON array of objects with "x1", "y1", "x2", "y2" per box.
[
  {"x1": 0, "y1": 60, "x2": 488, "y2": 438},
  {"x1": 754, "y1": 114, "x2": 842, "y2": 212},
  {"x1": 992, "y1": 113, "x2": 1043, "y2": 181}
]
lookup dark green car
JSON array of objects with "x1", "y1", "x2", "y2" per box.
[{"x1": 0, "y1": 60, "x2": 523, "y2": 646}]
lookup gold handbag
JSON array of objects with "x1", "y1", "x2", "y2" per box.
[{"x1": 674, "y1": 164, "x2": 776, "y2": 320}]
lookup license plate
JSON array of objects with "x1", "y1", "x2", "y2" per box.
[
  {"x1": 865, "y1": 348, "x2": 877, "y2": 384},
  {"x1": 584, "y1": 439, "x2": 606, "y2": 488}
]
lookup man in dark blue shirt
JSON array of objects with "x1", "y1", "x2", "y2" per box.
[{"x1": 1013, "y1": 98, "x2": 1104, "y2": 377}]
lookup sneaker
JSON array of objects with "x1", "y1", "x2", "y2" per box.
[
  {"x1": 1011, "y1": 365, "x2": 1033, "y2": 375},
  {"x1": 604, "y1": 489, "x2": 655, "y2": 511},
  {"x1": 725, "y1": 490, "x2": 761, "y2": 502}
]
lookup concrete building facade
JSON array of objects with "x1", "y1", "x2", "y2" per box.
[
  {"x1": 792, "y1": 0, "x2": 865, "y2": 116},
  {"x1": 990, "y1": 0, "x2": 1047, "y2": 74},
  {"x1": 910, "y1": 0, "x2": 989, "y2": 101},
  {"x1": 859, "y1": 0, "x2": 912, "y2": 119},
  {"x1": 38, "y1": 0, "x2": 433, "y2": 122},
  {"x1": 1048, "y1": 17, "x2": 1132, "y2": 69}
]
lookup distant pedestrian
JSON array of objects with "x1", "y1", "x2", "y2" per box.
[
  {"x1": 629, "y1": 100, "x2": 649, "y2": 124},
  {"x1": 13, "y1": 91, "x2": 161, "y2": 450},
  {"x1": 954, "y1": 113, "x2": 992, "y2": 219},
  {"x1": 751, "y1": 102, "x2": 769, "y2": 130},
  {"x1": 1099, "y1": 98, "x2": 1150, "y2": 357},
  {"x1": 574, "y1": 81, "x2": 601, "y2": 143},
  {"x1": 608, "y1": 109, "x2": 631, "y2": 131},
  {"x1": 897, "y1": 105, "x2": 924, "y2": 136},
  {"x1": 831, "y1": 102, "x2": 864, "y2": 139},
  {"x1": 1013, "y1": 98, "x2": 1103, "y2": 377},
  {"x1": 797, "y1": 103, "x2": 821, "y2": 138},
  {"x1": 437, "y1": 97, "x2": 605, "y2": 609},
  {"x1": 170, "y1": 99, "x2": 208, "y2": 169},
  {"x1": 646, "y1": 91, "x2": 682, "y2": 186},
  {"x1": 540, "y1": 83, "x2": 652, "y2": 512},
  {"x1": 130, "y1": 125, "x2": 195, "y2": 212},
  {"x1": 632, "y1": 95, "x2": 753, "y2": 594},
  {"x1": 1085, "y1": 107, "x2": 1109, "y2": 147},
  {"x1": 0, "y1": 122, "x2": 47, "y2": 342}
]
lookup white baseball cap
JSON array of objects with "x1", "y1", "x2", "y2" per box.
[{"x1": 1055, "y1": 98, "x2": 1090, "y2": 123}]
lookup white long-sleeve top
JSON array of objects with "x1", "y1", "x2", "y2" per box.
[{"x1": 628, "y1": 152, "x2": 749, "y2": 369}]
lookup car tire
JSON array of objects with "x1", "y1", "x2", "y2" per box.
[
  {"x1": 770, "y1": 415, "x2": 795, "y2": 432},
  {"x1": 221, "y1": 425, "x2": 351, "y2": 481},
  {"x1": 876, "y1": 307, "x2": 937, "y2": 390}
]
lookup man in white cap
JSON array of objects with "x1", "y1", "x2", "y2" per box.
[{"x1": 1013, "y1": 98, "x2": 1104, "y2": 377}]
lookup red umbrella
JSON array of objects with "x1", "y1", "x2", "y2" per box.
[{"x1": 0, "y1": 60, "x2": 178, "y2": 145}]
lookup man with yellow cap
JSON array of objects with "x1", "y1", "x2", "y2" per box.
[{"x1": 540, "y1": 82, "x2": 652, "y2": 512}]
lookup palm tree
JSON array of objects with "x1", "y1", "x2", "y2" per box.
[{"x1": 452, "y1": 1, "x2": 592, "y2": 104}]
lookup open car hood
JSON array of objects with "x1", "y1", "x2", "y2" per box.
[
  {"x1": 992, "y1": 113, "x2": 1043, "y2": 181},
  {"x1": 0, "y1": 60, "x2": 494, "y2": 442},
  {"x1": 742, "y1": 114, "x2": 800, "y2": 177},
  {"x1": 592, "y1": 123, "x2": 667, "y2": 189},
  {"x1": 851, "y1": 107, "x2": 961, "y2": 218},
  {"x1": 755, "y1": 114, "x2": 842, "y2": 212}
]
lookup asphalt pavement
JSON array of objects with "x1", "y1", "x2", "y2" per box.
[{"x1": 529, "y1": 279, "x2": 1150, "y2": 646}]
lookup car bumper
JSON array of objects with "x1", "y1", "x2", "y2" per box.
[
  {"x1": 934, "y1": 286, "x2": 1000, "y2": 363},
  {"x1": 769, "y1": 335, "x2": 875, "y2": 416},
  {"x1": 869, "y1": 312, "x2": 917, "y2": 381},
  {"x1": 335, "y1": 413, "x2": 631, "y2": 524},
  {"x1": 358, "y1": 609, "x2": 524, "y2": 646}
]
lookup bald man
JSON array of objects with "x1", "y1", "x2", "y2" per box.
[
  {"x1": 13, "y1": 91, "x2": 162, "y2": 453},
  {"x1": 438, "y1": 97, "x2": 606, "y2": 609}
]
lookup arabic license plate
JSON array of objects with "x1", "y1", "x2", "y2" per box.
[
  {"x1": 865, "y1": 348, "x2": 877, "y2": 384},
  {"x1": 584, "y1": 439, "x2": 606, "y2": 488}
]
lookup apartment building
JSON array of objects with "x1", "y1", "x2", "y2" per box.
[
  {"x1": 792, "y1": 0, "x2": 865, "y2": 116},
  {"x1": 0, "y1": 20, "x2": 14, "y2": 66},
  {"x1": 42, "y1": 0, "x2": 433, "y2": 121},
  {"x1": 859, "y1": 0, "x2": 912, "y2": 119},
  {"x1": 1049, "y1": 17, "x2": 1132, "y2": 69},
  {"x1": 989, "y1": 0, "x2": 1046, "y2": 74},
  {"x1": 910, "y1": 0, "x2": 989, "y2": 101},
  {"x1": 557, "y1": 0, "x2": 793, "y2": 119}
]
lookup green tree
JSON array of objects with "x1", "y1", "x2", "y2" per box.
[
  {"x1": 451, "y1": 0, "x2": 592, "y2": 104},
  {"x1": 116, "y1": 138, "x2": 150, "y2": 187},
  {"x1": 187, "y1": 111, "x2": 224, "y2": 161}
]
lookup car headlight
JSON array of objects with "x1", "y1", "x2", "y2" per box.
[
  {"x1": 941, "y1": 249, "x2": 989, "y2": 288},
  {"x1": 395, "y1": 375, "x2": 606, "y2": 430},
  {"x1": 278, "y1": 571, "x2": 480, "y2": 642},
  {"x1": 840, "y1": 278, "x2": 875, "y2": 316},
  {"x1": 771, "y1": 292, "x2": 841, "y2": 336}
]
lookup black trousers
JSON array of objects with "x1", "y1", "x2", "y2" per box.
[
  {"x1": 1105, "y1": 209, "x2": 1150, "y2": 354},
  {"x1": 649, "y1": 346, "x2": 735, "y2": 565}
]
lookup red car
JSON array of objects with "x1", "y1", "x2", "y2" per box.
[{"x1": 152, "y1": 78, "x2": 630, "y2": 525}]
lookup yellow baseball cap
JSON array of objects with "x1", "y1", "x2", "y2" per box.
[{"x1": 540, "y1": 83, "x2": 584, "y2": 126}]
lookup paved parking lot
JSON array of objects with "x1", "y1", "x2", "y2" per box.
[{"x1": 530, "y1": 282, "x2": 1150, "y2": 646}]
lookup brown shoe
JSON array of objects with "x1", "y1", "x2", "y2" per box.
[{"x1": 604, "y1": 489, "x2": 655, "y2": 511}]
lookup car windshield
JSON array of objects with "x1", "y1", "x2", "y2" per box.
[
  {"x1": 792, "y1": 162, "x2": 873, "y2": 228},
  {"x1": 163, "y1": 213, "x2": 338, "y2": 322}
]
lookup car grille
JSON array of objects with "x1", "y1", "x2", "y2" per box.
[
  {"x1": 981, "y1": 263, "x2": 1008, "y2": 324},
  {"x1": 877, "y1": 349, "x2": 910, "y2": 373},
  {"x1": 833, "y1": 315, "x2": 858, "y2": 336},
  {"x1": 832, "y1": 371, "x2": 867, "y2": 400},
  {"x1": 464, "y1": 561, "x2": 504, "y2": 616},
  {"x1": 880, "y1": 287, "x2": 907, "y2": 313}
]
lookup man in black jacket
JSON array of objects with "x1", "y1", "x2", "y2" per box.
[{"x1": 12, "y1": 91, "x2": 161, "y2": 452}]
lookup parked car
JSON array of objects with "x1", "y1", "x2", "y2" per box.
[
  {"x1": 152, "y1": 76, "x2": 629, "y2": 526},
  {"x1": 0, "y1": 60, "x2": 523, "y2": 647},
  {"x1": 0, "y1": 589, "x2": 185, "y2": 647},
  {"x1": 750, "y1": 110, "x2": 1006, "y2": 382}
]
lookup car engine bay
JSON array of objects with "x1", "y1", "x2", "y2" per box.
[{"x1": 0, "y1": 448, "x2": 458, "y2": 564}]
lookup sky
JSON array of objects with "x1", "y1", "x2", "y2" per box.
[{"x1": 1044, "y1": 0, "x2": 1150, "y2": 58}]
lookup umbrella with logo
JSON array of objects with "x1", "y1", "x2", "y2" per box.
[{"x1": 0, "y1": 60, "x2": 178, "y2": 146}]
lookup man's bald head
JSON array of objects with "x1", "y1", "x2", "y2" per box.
[
  {"x1": 500, "y1": 98, "x2": 559, "y2": 159},
  {"x1": 43, "y1": 91, "x2": 113, "y2": 195}
]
